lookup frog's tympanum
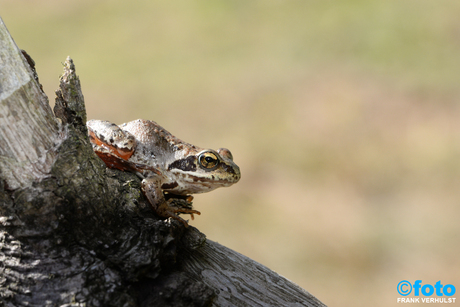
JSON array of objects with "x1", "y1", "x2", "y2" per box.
[{"x1": 87, "y1": 119, "x2": 241, "y2": 226}]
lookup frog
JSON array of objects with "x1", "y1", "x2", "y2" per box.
[{"x1": 86, "y1": 119, "x2": 241, "y2": 227}]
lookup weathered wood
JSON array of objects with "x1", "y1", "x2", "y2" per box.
[
  {"x1": 0, "y1": 16, "x2": 326, "y2": 307},
  {"x1": 179, "y1": 230, "x2": 326, "y2": 307},
  {"x1": 0, "y1": 18, "x2": 61, "y2": 191}
]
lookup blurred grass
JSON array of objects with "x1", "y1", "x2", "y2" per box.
[{"x1": 2, "y1": 1, "x2": 460, "y2": 306}]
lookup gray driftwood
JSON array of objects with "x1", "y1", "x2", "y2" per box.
[{"x1": 0, "y1": 17, "x2": 326, "y2": 307}]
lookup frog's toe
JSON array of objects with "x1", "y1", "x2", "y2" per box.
[
  {"x1": 169, "y1": 214, "x2": 191, "y2": 227},
  {"x1": 173, "y1": 208, "x2": 201, "y2": 220}
]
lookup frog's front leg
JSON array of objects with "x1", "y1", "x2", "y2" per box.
[{"x1": 141, "y1": 178, "x2": 200, "y2": 227}]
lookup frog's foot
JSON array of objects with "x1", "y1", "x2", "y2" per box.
[
  {"x1": 173, "y1": 208, "x2": 201, "y2": 220},
  {"x1": 156, "y1": 199, "x2": 201, "y2": 227},
  {"x1": 142, "y1": 181, "x2": 199, "y2": 227},
  {"x1": 165, "y1": 212, "x2": 191, "y2": 227},
  {"x1": 161, "y1": 208, "x2": 201, "y2": 227},
  {"x1": 166, "y1": 194, "x2": 200, "y2": 219}
]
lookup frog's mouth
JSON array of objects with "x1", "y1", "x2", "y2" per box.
[
  {"x1": 187, "y1": 173, "x2": 240, "y2": 185},
  {"x1": 161, "y1": 173, "x2": 239, "y2": 195}
]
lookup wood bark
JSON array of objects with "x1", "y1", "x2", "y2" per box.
[{"x1": 0, "y1": 17, "x2": 326, "y2": 307}]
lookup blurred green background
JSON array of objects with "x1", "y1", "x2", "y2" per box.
[{"x1": 2, "y1": 1, "x2": 460, "y2": 306}]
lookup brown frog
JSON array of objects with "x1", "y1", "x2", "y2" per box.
[{"x1": 87, "y1": 119, "x2": 241, "y2": 226}]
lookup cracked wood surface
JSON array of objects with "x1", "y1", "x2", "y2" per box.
[{"x1": 181, "y1": 237, "x2": 326, "y2": 307}]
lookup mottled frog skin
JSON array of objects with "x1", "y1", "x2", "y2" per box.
[{"x1": 87, "y1": 119, "x2": 241, "y2": 226}]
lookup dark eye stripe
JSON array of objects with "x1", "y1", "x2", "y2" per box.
[{"x1": 167, "y1": 156, "x2": 197, "y2": 172}]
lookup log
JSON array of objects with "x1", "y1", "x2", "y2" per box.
[
  {"x1": 0, "y1": 17, "x2": 326, "y2": 307},
  {"x1": 179, "y1": 233, "x2": 325, "y2": 307}
]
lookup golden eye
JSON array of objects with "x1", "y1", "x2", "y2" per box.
[{"x1": 198, "y1": 151, "x2": 219, "y2": 170}]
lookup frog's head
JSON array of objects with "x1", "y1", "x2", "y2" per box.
[{"x1": 164, "y1": 147, "x2": 241, "y2": 195}]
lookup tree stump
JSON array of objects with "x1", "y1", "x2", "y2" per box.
[{"x1": 0, "y1": 17, "x2": 326, "y2": 307}]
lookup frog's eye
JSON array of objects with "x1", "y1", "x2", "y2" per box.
[{"x1": 198, "y1": 151, "x2": 219, "y2": 170}]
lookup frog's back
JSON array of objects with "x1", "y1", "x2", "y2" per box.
[{"x1": 120, "y1": 119, "x2": 199, "y2": 163}]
